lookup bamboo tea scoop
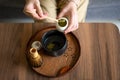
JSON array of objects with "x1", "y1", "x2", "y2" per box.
[{"x1": 45, "y1": 16, "x2": 58, "y2": 22}]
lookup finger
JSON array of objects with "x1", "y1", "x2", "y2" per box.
[
  {"x1": 65, "y1": 27, "x2": 72, "y2": 34},
  {"x1": 64, "y1": 16, "x2": 74, "y2": 33},
  {"x1": 32, "y1": 11, "x2": 42, "y2": 20},
  {"x1": 65, "y1": 22, "x2": 78, "y2": 33},
  {"x1": 65, "y1": 15, "x2": 79, "y2": 33},
  {"x1": 65, "y1": 24, "x2": 78, "y2": 34},
  {"x1": 70, "y1": 19, "x2": 79, "y2": 31},
  {"x1": 35, "y1": 3, "x2": 44, "y2": 17},
  {"x1": 65, "y1": 25, "x2": 77, "y2": 34},
  {"x1": 72, "y1": 24, "x2": 78, "y2": 31},
  {"x1": 58, "y1": 8, "x2": 68, "y2": 18},
  {"x1": 24, "y1": 10, "x2": 41, "y2": 20}
]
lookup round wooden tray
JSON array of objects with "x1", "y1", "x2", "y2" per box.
[{"x1": 26, "y1": 26, "x2": 81, "y2": 77}]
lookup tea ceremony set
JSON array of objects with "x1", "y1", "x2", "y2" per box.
[{"x1": 25, "y1": 17, "x2": 80, "y2": 77}]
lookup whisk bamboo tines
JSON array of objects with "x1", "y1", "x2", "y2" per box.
[{"x1": 28, "y1": 48, "x2": 43, "y2": 68}]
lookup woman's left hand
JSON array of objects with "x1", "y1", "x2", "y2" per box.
[{"x1": 57, "y1": 1, "x2": 79, "y2": 34}]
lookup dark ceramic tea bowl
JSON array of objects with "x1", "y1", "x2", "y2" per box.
[{"x1": 41, "y1": 30, "x2": 67, "y2": 57}]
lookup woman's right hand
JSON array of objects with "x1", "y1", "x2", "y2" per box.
[{"x1": 23, "y1": 0, "x2": 47, "y2": 20}]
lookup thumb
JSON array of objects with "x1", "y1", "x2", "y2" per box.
[{"x1": 58, "y1": 8, "x2": 67, "y2": 18}]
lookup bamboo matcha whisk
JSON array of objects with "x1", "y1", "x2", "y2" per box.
[{"x1": 27, "y1": 48, "x2": 43, "y2": 68}]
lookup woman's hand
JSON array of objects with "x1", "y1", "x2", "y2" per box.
[
  {"x1": 58, "y1": 1, "x2": 78, "y2": 34},
  {"x1": 23, "y1": 0, "x2": 47, "y2": 20}
]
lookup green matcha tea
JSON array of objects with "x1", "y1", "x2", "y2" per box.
[
  {"x1": 58, "y1": 19, "x2": 67, "y2": 27},
  {"x1": 45, "y1": 35, "x2": 65, "y2": 51},
  {"x1": 47, "y1": 43, "x2": 55, "y2": 51}
]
